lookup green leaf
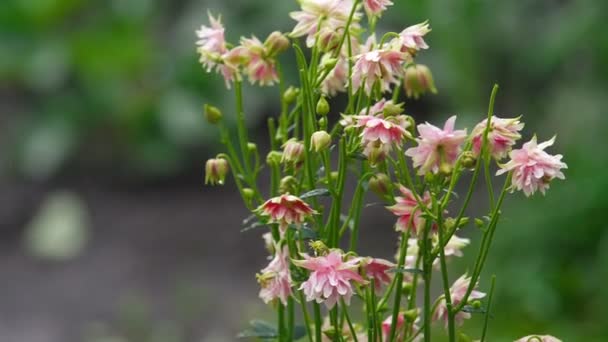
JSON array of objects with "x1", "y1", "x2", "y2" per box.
[
  {"x1": 300, "y1": 188, "x2": 330, "y2": 199},
  {"x1": 461, "y1": 305, "x2": 487, "y2": 314},
  {"x1": 237, "y1": 320, "x2": 278, "y2": 339},
  {"x1": 388, "y1": 267, "x2": 424, "y2": 274}
]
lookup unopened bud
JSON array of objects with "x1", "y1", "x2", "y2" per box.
[
  {"x1": 383, "y1": 102, "x2": 404, "y2": 117},
  {"x1": 368, "y1": 173, "x2": 391, "y2": 197},
  {"x1": 283, "y1": 86, "x2": 299, "y2": 104},
  {"x1": 330, "y1": 171, "x2": 339, "y2": 183},
  {"x1": 242, "y1": 188, "x2": 254, "y2": 201},
  {"x1": 404, "y1": 64, "x2": 437, "y2": 99},
  {"x1": 474, "y1": 218, "x2": 485, "y2": 229},
  {"x1": 204, "y1": 158, "x2": 229, "y2": 185},
  {"x1": 471, "y1": 300, "x2": 482, "y2": 309},
  {"x1": 264, "y1": 31, "x2": 290, "y2": 57},
  {"x1": 457, "y1": 332, "x2": 473, "y2": 342},
  {"x1": 310, "y1": 131, "x2": 331, "y2": 152},
  {"x1": 309, "y1": 240, "x2": 329, "y2": 256},
  {"x1": 318, "y1": 117, "x2": 328, "y2": 130},
  {"x1": 316, "y1": 97, "x2": 330, "y2": 116},
  {"x1": 403, "y1": 309, "x2": 419, "y2": 322},
  {"x1": 266, "y1": 150, "x2": 283, "y2": 166},
  {"x1": 281, "y1": 139, "x2": 305, "y2": 164},
  {"x1": 320, "y1": 56, "x2": 338, "y2": 71},
  {"x1": 247, "y1": 142, "x2": 257, "y2": 153},
  {"x1": 461, "y1": 151, "x2": 477, "y2": 169},
  {"x1": 317, "y1": 30, "x2": 340, "y2": 52},
  {"x1": 204, "y1": 104, "x2": 222, "y2": 124},
  {"x1": 279, "y1": 176, "x2": 298, "y2": 194},
  {"x1": 439, "y1": 161, "x2": 453, "y2": 176},
  {"x1": 401, "y1": 282, "x2": 413, "y2": 296}
]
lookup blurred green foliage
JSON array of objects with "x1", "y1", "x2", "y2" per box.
[{"x1": 1, "y1": 0, "x2": 608, "y2": 340}]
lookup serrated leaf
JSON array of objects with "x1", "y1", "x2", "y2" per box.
[
  {"x1": 388, "y1": 267, "x2": 424, "y2": 274},
  {"x1": 300, "y1": 188, "x2": 330, "y2": 199},
  {"x1": 237, "y1": 320, "x2": 278, "y2": 339}
]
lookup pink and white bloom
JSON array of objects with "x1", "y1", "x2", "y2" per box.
[
  {"x1": 294, "y1": 250, "x2": 366, "y2": 309},
  {"x1": 257, "y1": 245, "x2": 293, "y2": 305},
  {"x1": 405, "y1": 116, "x2": 467, "y2": 175},
  {"x1": 472, "y1": 116, "x2": 524, "y2": 159},
  {"x1": 352, "y1": 49, "x2": 408, "y2": 95},
  {"x1": 240, "y1": 36, "x2": 279, "y2": 86},
  {"x1": 320, "y1": 55, "x2": 348, "y2": 96},
  {"x1": 443, "y1": 235, "x2": 470, "y2": 258},
  {"x1": 382, "y1": 313, "x2": 423, "y2": 342},
  {"x1": 362, "y1": 258, "x2": 395, "y2": 292},
  {"x1": 434, "y1": 274, "x2": 486, "y2": 327},
  {"x1": 386, "y1": 186, "x2": 432, "y2": 234},
  {"x1": 397, "y1": 21, "x2": 431, "y2": 52},
  {"x1": 354, "y1": 115, "x2": 410, "y2": 146},
  {"x1": 363, "y1": 0, "x2": 393, "y2": 18},
  {"x1": 514, "y1": 335, "x2": 562, "y2": 342},
  {"x1": 496, "y1": 136, "x2": 567, "y2": 196},
  {"x1": 290, "y1": 0, "x2": 361, "y2": 49},
  {"x1": 256, "y1": 194, "x2": 316, "y2": 232},
  {"x1": 196, "y1": 12, "x2": 239, "y2": 87}
]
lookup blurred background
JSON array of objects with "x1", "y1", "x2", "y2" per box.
[{"x1": 1, "y1": 0, "x2": 607, "y2": 341}]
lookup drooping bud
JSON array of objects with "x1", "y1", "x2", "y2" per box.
[
  {"x1": 382, "y1": 102, "x2": 404, "y2": 117},
  {"x1": 320, "y1": 56, "x2": 338, "y2": 72},
  {"x1": 401, "y1": 282, "x2": 413, "y2": 296},
  {"x1": 247, "y1": 142, "x2": 258, "y2": 153},
  {"x1": 461, "y1": 151, "x2": 477, "y2": 169},
  {"x1": 310, "y1": 131, "x2": 331, "y2": 152},
  {"x1": 204, "y1": 104, "x2": 223, "y2": 124},
  {"x1": 266, "y1": 150, "x2": 283, "y2": 166},
  {"x1": 404, "y1": 64, "x2": 437, "y2": 99},
  {"x1": 264, "y1": 31, "x2": 290, "y2": 57},
  {"x1": 204, "y1": 158, "x2": 229, "y2": 185},
  {"x1": 283, "y1": 86, "x2": 299, "y2": 104},
  {"x1": 368, "y1": 173, "x2": 391, "y2": 197},
  {"x1": 316, "y1": 97, "x2": 330, "y2": 116},
  {"x1": 403, "y1": 309, "x2": 419, "y2": 322},
  {"x1": 279, "y1": 176, "x2": 298, "y2": 194},
  {"x1": 242, "y1": 188, "x2": 255, "y2": 202},
  {"x1": 281, "y1": 139, "x2": 305, "y2": 164}
]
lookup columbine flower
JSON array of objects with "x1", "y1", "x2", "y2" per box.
[
  {"x1": 294, "y1": 250, "x2": 366, "y2": 309},
  {"x1": 282, "y1": 139, "x2": 305, "y2": 165},
  {"x1": 472, "y1": 116, "x2": 524, "y2": 159},
  {"x1": 405, "y1": 115, "x2": 467, "y2": 175},
  {"x1": 240, "y1": 36, "x2": 279, "y2": 86},
  {"x1": 382, "y1": 313, "x2": 423, "y2": 342},
  {"x1": 386, "y1": 186, "x2": 432, "y2": 234},
  {"x1": 320, "y1": 55, "x2": 348, "y2": 96},
  {"x1": 403, "y1": 64, "x2": 437, "y2": 99},
  {"x1": 397, "y1": 21, "x2": 431, "y2": 52},
  {"x1": 205, "y1": 158, "x2": 229, "y2": 185},
  {"x1": 290, "y1": 0, "x2": 361, "y2": 49},
  {"x1": 352, "y1": 49, "x2": 408, "y2": 95},
  {"x1": 257, "y1": 245, "x2": 292, "y2": 305},
  {"x1": 434, "y1": 274, "x2": 486, "y2": 327},
  {"x1": 256, "y1": 194, "x2": 316, "y2": 232},
  {"x1": 514, "y1": 335, "x2": 562, "y2": 342},
  {"x1": 363, "y1": 0, "x2": 393, "y2": 18},
  {"x1": 443, "y1": 235, "x2": 470, "y2": 258},
  {"x1": 353, "y1": 114, "x2": 411, "y2": 164},
  {"x1": 496, "y1": 136, "x2": 567, "y2": 196},
  {"x1": 362, "y1": 258, "x2": 394, "y2": 293},
  {"x1": 196, "y1": 13, "x2": 240, "y2": 87}
]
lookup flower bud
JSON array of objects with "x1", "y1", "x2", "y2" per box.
[
  {"x1": 309, "y1": 240, "x2": 329, "y2": 256},
  {"x1": 404, "y1": 64, "x2": 437, "y2": 99},
  {"x1": 242, "y1": 188, "x2": 254, "y2": 201},
  {"x1": 266, "y1": 150, "x2": 283, "y2": 166},
  {"x1": 316, "y1": 97, "x2": 330, "y2": 116},
  {"x1": 401, "y1": 282, "x2": 413, "y2": 296},
  {"x1": 283, "y1": 86, "x2": 299, "y2": 104},
  {"x1": 320, "y1": 56, "x2": 338, "y2": 71},
  {"x1": 247, "y1": 142, "x2": 257, "y2": 153},
  {"x1": 279, "y1": 176, "x2": 298, "y2": 194},
  {"x1": 383, "y1": 102, "x2": 404, "y2": 117},
  {"x1": 317, "y1": 30, "x2": 341, "y2": 52},
  {"x1": 204, "y1": 104, "x2": 222, "y2": 124},
  {"x1": 403, "y1": 309, "x2": 419, "y2": 322},
  {"x1": 205, "y1": 158, "x2": 229, "y2": 185},
  {"x1": 461, "y1": 151, "x2": 477, "y2": 169},
  {"x1": 368, "y1": 173, "x2": 391, "y2": 197},
  {"x1": 471, "y1": 300, "x2": 482, "y2": 309},
  {"x1": 318, "y1": 117, "x2": 328, "y2": 130},
  {"x1": 310, "y1": 130, "x2": 331, "y2": 152},
  {"x1": 264, "y1": 31, "x2": 290, "y2": 57},
  {"x1": 281, "y1": 139, "x2": 304, "y2": 164},
  {"x1": 330, "y1": 171, "x2": 339, "y2": 183}
]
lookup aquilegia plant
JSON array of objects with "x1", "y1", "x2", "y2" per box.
[{"x1": 197, "y1": 1, "x2": 567, "y2": 341}]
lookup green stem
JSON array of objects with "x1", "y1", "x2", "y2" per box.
[
  {"x1": 313, "y1": 302, "x2": 323, "y2": 342},
  {"x1": 422, "y1": 220, "x2": 433, "y2": 342},
  {"x1": 278, "y1": 304, "x2": 285, "y2": 342},
  {"x1": 480, "y1": 275, "x2": 496, "y2": 342},
  {"x1": 342, "y1": 299, "x2": 358, "y2": 342},
  {"x1": 434, "y1": 192, "x2": 456, "y2": 342},
  {"x1": 298, "y1": 292, "x2": 314, "y2": 342},
  {"x1": 388, "y1": 230, "x2": 411, "y2": 342}
]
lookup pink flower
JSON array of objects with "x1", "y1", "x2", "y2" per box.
[
  {"x1": 472, "y1": 116, "x2": 524, "y2": 159},
  {"x1": 434, "y1": 274, "x2": 486, "y2": 327},
  {"x1": 382, "y1": 313, "x2": 423, "y2": 342},
  {"x1": 363, "y1": 0, "x2": 394, "y2": 18},
  {"x1": 256, "y1": 194, "x2": 316, "y2": 232},
  {"x1": 352, "y1": 49, "x2": 408, "y2": 95},
  {"x1": 196, "y1": 12, "x2": 239, "y2": 87},
  {"x1": 386, "y1": 186, "x2": 432, "y2": 234},
  {"x1": 397, "y1": 21, "x2": 431, "y2": 52},
  {"x1": 496, "y1": 136, "x2": 567, "y2": 196},
  {"x1": 290, "y1": 0, "x2": 361, "y2": 49},
  {"x1": 443, "y1": 235, "x2": 470, "y2": 258},
  {"x1": 320, "y1": 55, "x2": 348, "y2": 96},
  {"x1": 354, "y1": 115, "x2": 409, "y2": 146},
  {"x1": 405, "y1": 116, "x2": 467, "y2": 175},
  {"x1": 240, "y1": 36, "x2": 279, "y2": 86},
  {"x1": 294, "y1": 250, "x2": 366, "y2": 309},
  {"x1": 514, "y1": 335, "x2": 562, "y2": 342},
  {"x1": 362, "y1": 258, "x2": 395, "y2": 292},
  {"x1": 257, "y1": 245, "x2": 292, "y2": 305}
]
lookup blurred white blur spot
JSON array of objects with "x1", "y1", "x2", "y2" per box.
[{"x1": 23, "y1": 190, "x2": 90, "y2": 261}]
